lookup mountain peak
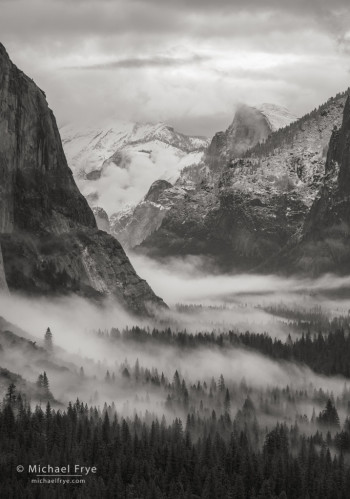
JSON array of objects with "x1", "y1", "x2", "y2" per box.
[
  {"x1": 0, "y1": 43, "x2": 8, "y2": 57},
  {"x1": 256, "y1": 103, "x2": 298, "y2": 131}
]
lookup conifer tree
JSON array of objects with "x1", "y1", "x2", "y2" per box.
[
  {"x1": 318, "y1": 399, "x2": 340, "y2": 428},
  {"x1": 44, "y1": 327, "x2": 53, "y2": 352},
  {"x1": 5, "y1": 383, "x2": 16, "y2": 406},
  {"x1": 224, "y1": 388, "x2": 231, "y2": 413}
]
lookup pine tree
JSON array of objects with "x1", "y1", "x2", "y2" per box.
[
  {"x1": 44, "y1": 327, "x2": 53, "y2": 352},
  {"x1": 134, "y1": 358, "x2": 140, "y2": 381},
  {"x1": 317, "y1": 399, "x2": 340, "y2": 428},
  {"x1": 37, "y1": 372, "x2": 51, "y2": 400},
  {"x1": 36, "y1": 373, "x2": 44, "y2": 389},
  {"x1": 102, "y1": 412, "x2": 110, "y2": 443},
  {"x1": 218, "y1": 374, "x2": 225, "y2": 392},
  {"x1": 224, "y1": 388, "x2": 231, "y2": 413},
  {"x1": 5, "y1": 383, "x2": 16, "y2": 406},
  {"x1": 43, "y1": 372, "x2": 50, "y2": 396},
  {"x1": 45, "y1": 401, "x2": 51, "y2": 419},
  {"x1": 173, "y1": 370, "x2": 181, "y2": 392}
]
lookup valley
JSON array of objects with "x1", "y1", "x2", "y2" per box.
[{"x1": 1, "y1": 35, "x2": 350, "y2": 499}]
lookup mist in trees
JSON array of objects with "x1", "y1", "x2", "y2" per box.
[{"x1": 2, "y1": 297, "x2": 350, "y2": 497}]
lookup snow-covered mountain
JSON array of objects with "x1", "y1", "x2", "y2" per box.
[
  {"x1": 268, "y1": 95, "x2": 350, "y2": 275},
  {"x1": 110, "y1": 103, "x2": 298, "y2": 250},
  {"x1": 207, "y1": 103, "x2": 298, "y2": 171},
  {"x1": 60, "y1": 120, "x2": 209, "y2": 216},
  {"x1": 110, "y1": 92, "x2": 348, "y2": 271}
]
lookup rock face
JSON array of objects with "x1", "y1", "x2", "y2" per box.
[
  {"x1": 0, "y1": 246, "x2": 8, "y2": 292},
  {"x1": 144, "y1": 180, "x2": 173, "y2": 203},
  {"x1": 92, "y1": 207, "x2": 110, "y2": 232},
  {"x1": 206, "y1": 104, "x2": 270, "y2": 172},
  {"x1": 112, "y1": 94, "x2": 347, "y2": 270},
  {"x1": 110, "y1": 180, "x2": 195, "y2": 250},
  {"x1": 206, "y1": 103, "x2": 297, "y2": 171},
  {"x1": 273, "y1": 96, "x2": 350, "y2": 275},
  {"x1": 0, "y1": 43, "x2": 165, "y2": 314},
  {"x1": 0, "y1": 47, "x2": 96, "y2": 235}
]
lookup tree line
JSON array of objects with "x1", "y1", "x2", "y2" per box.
[
  {"x1": 2, "y1": 390, "x2": 350, "y2": 499},
  {"x1": 96, "y1": 326, "x2": 350, "y2": 378}
]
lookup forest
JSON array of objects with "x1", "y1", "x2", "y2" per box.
[
  {"x1": 96, "y1": 323, "x2": 350, "y2": 378},
  {"x1": 1, "y1": 384, "x2": 350, "y2": 499},
  {"x1": 2, "y1": 304, "x2": 350, "y2": 498}
]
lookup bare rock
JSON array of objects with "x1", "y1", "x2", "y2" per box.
[{"x1": 0, "y1": 43, "x2": 166, "y2": 314}]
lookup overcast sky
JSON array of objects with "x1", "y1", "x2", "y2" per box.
[{"x1": 1, "y1": 0, "x2": 350, "y2": 136}]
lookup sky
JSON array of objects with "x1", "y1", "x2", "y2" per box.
[{"x1": 1, "y1": 0, "x2": 350, "y2": 137}]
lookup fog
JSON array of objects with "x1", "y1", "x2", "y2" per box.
[
  {"x1": 0, "y1": 285, "x2": 347, "y2": 402},
  {"x1": 131, "y1": 252, "x2": 350, "y2": 315},
  {"x1": 1, "y1": 259, "x2": 350, "y2": 429},
  {"x1": 73, "y1": 140, "x2": 202, "y2": 216}
]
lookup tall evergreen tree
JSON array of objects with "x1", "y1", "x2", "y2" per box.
[{"x1": 44, "y1": 327, "x2": 53, "y2": 352}]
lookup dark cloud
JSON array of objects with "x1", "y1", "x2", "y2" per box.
[
  {"x1": 1, "y1": 0, "x2": 347, "y2": 42},
  {"x1": 71, "y1": 54, "x2": 210, "y2": 70},
  {"x1": 0, "y1": 1, "x2": 184, "y2": 40},
  {"x1": 1, "y1": 0, "x2": 349, "y2": 137},
  {"x1": 56, "y1": 0, "x2": 350, "y2": 12}
]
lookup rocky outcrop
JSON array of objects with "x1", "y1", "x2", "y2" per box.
[
  {"x1": 0, "y1": 44, "x2": 96, "y2": 235},
  {"x1": 137, "y1": 174, "x2": 307, "y2": 271},
  {"x1": 92, "y1": 207, "x2": 110, "y2": 232},
  {"x1": 0, "y1": 43, "x2": 165, "y2": 314},
  {"x1": 272, "y1": 96, "x2": 350, "y2": 275},
  {"x1": 110, "y1": 181, "x2": 193, "y2": 250},
  {"x1": 206, "y1": 103, "x2": 297, "y2": 172},
  {"x1": 144, "y1": 180, "x2": 172, "y2": 203}
]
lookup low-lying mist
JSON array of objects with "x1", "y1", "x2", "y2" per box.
[
  {"x1": 131, "y1": 252, "x2": 350, "y2": 314},
  {"x1": 1, "y1": 257, "x2": 350, "y2": 430}
]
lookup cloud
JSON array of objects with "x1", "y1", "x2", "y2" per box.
[
  {"x1": 71, "y1": 54, "x2": 209, "y2": 70},
  {"x1": 69, "y1": 140, "x2": 201, "y2": 215},
  {"x1": 1, "y1": 0, "x2": 350, "y2": 135}
]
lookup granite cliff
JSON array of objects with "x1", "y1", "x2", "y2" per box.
[
  {"x1": 207, "y1": 103, "x2": 297, "y2": 172},
  {"x1": 0, "y1": 43, "x2": 165, "y2": 314},
  {"x1": 271, "y1": 96, "x2": 350, "y2": 275}
]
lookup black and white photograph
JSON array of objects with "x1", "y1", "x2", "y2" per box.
[{"x1": 1, "y1": 0, "x2": 350, "y2": 497}]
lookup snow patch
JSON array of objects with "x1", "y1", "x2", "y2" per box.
[{"x1": 257, "y1": 103, "x2": 298, "y2": 132}]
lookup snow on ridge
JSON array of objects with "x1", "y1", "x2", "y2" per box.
[
  {"x1": 61, "y1": 119, "x2": 209, "y2": 175},
  {"x1": 256, "y1": 103, "x2": 298, "y2": 132}
]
